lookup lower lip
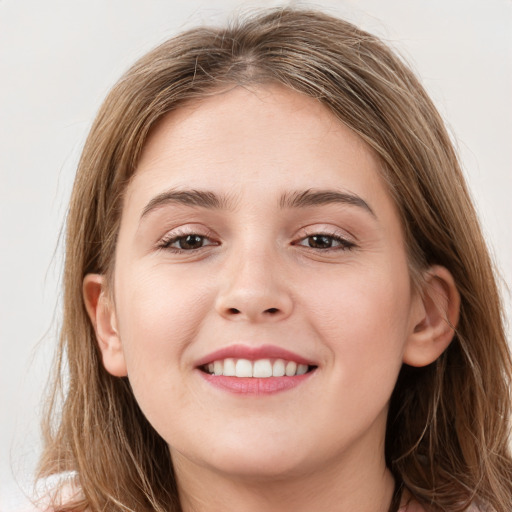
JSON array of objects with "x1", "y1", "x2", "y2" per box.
[{"x1": 198, "y1": 371, "x2": 314, "y2": 395}]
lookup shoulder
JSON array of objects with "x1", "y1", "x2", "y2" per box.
[
  {"x1": 29, "y1": 471, "x2": 85, "y2": 512},
  {"x1": 398, "y1": 488, "x2": 427, "y2": 512}
]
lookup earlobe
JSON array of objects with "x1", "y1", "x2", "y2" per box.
[
  {"x1": 403, "y1": 265, "x2": 460, "y2": 367},
  {"x1": 83, "y1": 274, "x2": 128, "y2": 377}
]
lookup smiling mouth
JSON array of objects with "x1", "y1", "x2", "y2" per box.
[{"x1": 200, "y1": 358, "x2": 317, "y2": 378}]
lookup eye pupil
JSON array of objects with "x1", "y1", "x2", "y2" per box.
[
  {"x1": 179, "y1": 235, "x2": 204, "y2": 250},
  {"x1": 309, "y1": 235, "x2": 332, "y2": 248}
]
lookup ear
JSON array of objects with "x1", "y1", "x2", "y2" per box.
[
  {"x1": 83, "y1": 274, "x2": 127, "y2": 377},
  {"x1": 403, "y1": 265, "x2": 460, "y2": 367}
]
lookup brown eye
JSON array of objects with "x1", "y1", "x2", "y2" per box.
[
  {"x1": 160, "y1": 233, "x2": 218, "y2": 252},
  {"x1": 295, "y1": 233, "x2": 355, "y2": 251},
  {"x1": 307, "y1": 235, "x2": 334, "y2": 249},
  {"x1": 177, "y1": 235, "x2": 205, "y2": 250}
]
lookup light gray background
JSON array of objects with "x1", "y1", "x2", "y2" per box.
[{"x1": 1, "y1": 0, "x2": 511, "y2": 509}]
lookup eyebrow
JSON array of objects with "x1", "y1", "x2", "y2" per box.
[
  {"x1": 280, "y1": 189, "x2": 376, "y2": 217},
  {"x1": 140, "y1": 189, "x2": 234, "y2": 219},
  {"x1": 140, "y1": 187, "x2": 375, "y2": 220}
]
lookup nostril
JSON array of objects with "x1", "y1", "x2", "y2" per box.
[
  {"x1": 228, "y1": 308, "x2": 241, "y2": 314},
  {"x1": 265, "y1": 308, "x2": 279, "y2": 314}
]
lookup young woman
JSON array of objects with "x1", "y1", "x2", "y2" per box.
[{"x1": 36, "y1": 8, "x2": 512, "y2": 512}]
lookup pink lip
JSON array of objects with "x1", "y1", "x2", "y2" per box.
[
  {"x1": 194, "y1": 344, "x2": 317, "y2": 396},
  {"x1": 194, "y1": 344, "x2": 316, "y2": 367},
  {"x1": 198, "y1": 372, "x2": 314, "y2": 395}
]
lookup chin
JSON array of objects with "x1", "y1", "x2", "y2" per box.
[{"x1": 172, "y1": 433, "x2": 315, "y2": 482}]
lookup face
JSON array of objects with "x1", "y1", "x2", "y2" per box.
[{"x1": 98, "y1": 86, "x2": 426, "y2": 481}]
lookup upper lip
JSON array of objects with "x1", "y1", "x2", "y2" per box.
[{"x1": 194, "y1": 344, "x2": 316, "y2": 368}]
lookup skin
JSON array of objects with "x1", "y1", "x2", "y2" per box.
[{"x1": 84, "y1": 85, "x2": 459, "y2": 511}]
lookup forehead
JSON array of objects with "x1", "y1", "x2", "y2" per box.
[{"x1": 124, "y1": 85, "x2": 393, "y2": 217}]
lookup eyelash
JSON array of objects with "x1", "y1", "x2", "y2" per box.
[
  {"x1": 157, "y1": 229, "x2": 218, "y2": 253},
  {"x1": 157, "y1": 229, "x2": 356, "y2": 253},
  {"x1": 293, "y1": 230, "x2": 356, "y2": 251}
]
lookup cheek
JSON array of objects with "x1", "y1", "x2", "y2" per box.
[
  {"x1": 311, "y1": 259, "x2": 410, "y2": 321},
  {"x1": 112, "y1": 271, "x2": 211, "y2": 440},
  {"x1": 113, "y1": 264, "x2": 212, "y2": 398},
  {"x1": 299, "y1": 266, "x2": 411, "y2": 438},
  {"x1": 305, "y1": 261, "x2": 412, "y2": 383},
  {"x1": 117, "y1": 262, "x2": 208, "y2": 340}
]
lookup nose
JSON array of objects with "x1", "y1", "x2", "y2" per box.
[{"x1": 215, "y1": 249, "x2": 293, "y2": 323}]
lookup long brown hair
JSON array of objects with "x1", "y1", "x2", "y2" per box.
[{"x1": 38, "y1": 8, "x2": 512, "y2": 511}]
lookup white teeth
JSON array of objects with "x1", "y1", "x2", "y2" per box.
[
  {"x1": 273, "y1": 359, "x2": 285, "y2": 377},
  {"x1": 285, "y1": 361, "x2": 297, "y2": 376},
  {"x1": 213, "y1": 360, "x2": 223, "y2": 376},
  {"x1": 223, "y1": 358, "x2": 236, "y2": 376},
  {"x1": 205, "y1": 358, "x2": 312, "y2": 378},
  {"x1": 253, "y1": 359, "x2": 273, "y2": 378},
  {"x1": 235, "y1": 359, "x2": 253, "y2": 377}
]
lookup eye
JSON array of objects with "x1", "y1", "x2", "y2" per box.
[
  {"x1": 158, "y1": 232, "x2": 218, "y2": 252},
  {"x1": 295, "y1": 233, "x2": 355, "y2": 251}
]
